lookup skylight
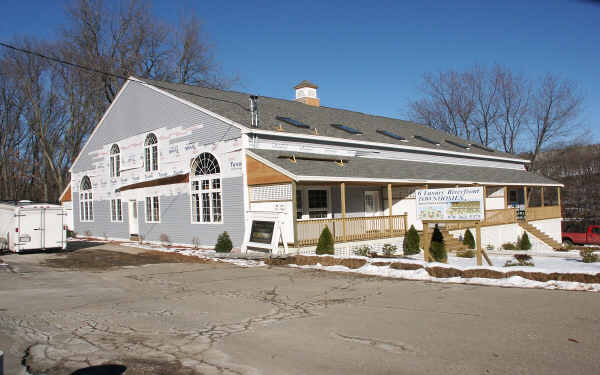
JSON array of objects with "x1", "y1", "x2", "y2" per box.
[
  {"x1": 469, "y1": 143, "x2": 495, "y2": 152},
  {"x1": 331, "y1": 123, "x2": 362, "y2": 135},
  {"x1": 414, "y1": 135, "x2": 440, "y2": 146},
  {"x1": 276, "y1": 116, "x2": 310, "y2": 129},
  {"x1": 445, "y1": 139, "x2": 470, "y2": 149},
  {"x1": 376, "y1": 129, "x2": 407, "y2": 142}
]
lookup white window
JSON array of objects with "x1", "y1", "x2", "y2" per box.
[
  {"x1": 308, "y1": 189, "x2": 329, "y2": 218},
  {"x1": 110, "y1": 144, "x2": 120, "y2": 177},
  {"x1": 79, "y1": 176, "x2": 94, "y2": 222},
  {"x1": 145, "y1": 196, "x2": 160, "y2": 222},
  {"x1": 296, "y1": 187, "x2": 331, "y2": 219},
  {"x1": 190, "y1": 152, "x2": 222, "y2": 223},
  {"x1": 144, "y1": 133, "x2": 158, "y2": 172},
  {"x1": 110, "y1": 199, "x2": 123, "y2": 222}
]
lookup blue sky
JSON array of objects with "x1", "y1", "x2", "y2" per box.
[{"x1": 1, "y1": 0, "x2": 598, "y2": 141}]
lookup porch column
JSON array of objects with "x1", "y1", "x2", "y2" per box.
[
  {"x1": 387, "y1": 184, "x2": 393, "y2": 236},
  {"x1": 541, "y1": 186, "x2": 545, "y2": 207},
  {"x1": 557, "y1": 186, "x2": 562, "y2": 211},
  {"x1": 341, "y1": 183, "x2": 347, "y2": 242},
  {"x1": 523, "y1": 186, "x2": 528, "y2": 208},
  {"x1": 476, "y1": 222, "x2": 483, "y2": 266},
  {"x1": 292, "y1": 181, "x2": 298, "y2": 248},
  {"x1": 482, "y1": 185, "x2": 487, "y2": 222},
  {"x1": 504, "y1": 186, "x2": 508, "y2": 209}
]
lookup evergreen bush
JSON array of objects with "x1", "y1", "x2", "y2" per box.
[
  {"x1": 382, "y1": 243, "x2": 398, "y2": 256},
  {"x1": 316, "y1": 226, "x2": 335, "y2": 255},
  {"x1": 463, "y1": 228, "x2": 475, "y2": 249},
  {"x1": 580, "y1": 249, "x2": 598, "y2": 263},
  {"x1": 403, "y1": 225, "x2": 420, "y2": 255},
  {"x1": 519, "y1": 232, "x2": 532, "y2": 250},
  {"x1": 429, "y1": 225, "x2": 447, "y2": 262},
  {"x1": 215, "y1": 231, "x2": 233, "y2": 253}
]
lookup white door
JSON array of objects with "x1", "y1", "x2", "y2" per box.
[
  {"x1": 364, "y1": 191, "x2": 381, "y2": 232},
  {"x1": 18, "y1": 209, "x2": 43, "y2": 251},
  {"x1": 364, "y1": 191, "x2": 381, "y2": 217},
  {"x1": 43, "y1": 207, "x2": 65, "y2": 249},
  {"x1": 128, "y1": 200, "x2": 139, "y2": 235}
]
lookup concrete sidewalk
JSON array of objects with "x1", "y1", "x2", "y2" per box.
[{"x1": 1, "y1": 241, "x2": 599, "y2": 374}]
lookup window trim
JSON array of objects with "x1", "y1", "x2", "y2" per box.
[
  {"x1": 110, "y1": 143, "x2": 121, "y2": 177},
  {"x1": 189, "y1": 152, "x2": 224, "y2": 224},
  {"x1": 110, "y1": 198, "x2": 123, "y2": 222},
  {"x1": 296, "y1": 186, "x2": 332, "y2": 220},
  {"x1": 144, "y1": 133, "x2": 159, "y2": 172},
  {"x1": 144, "y1": 196, "x2": 161, "y2": 223},
  {"x1": 79, "y1": 176, "x2": 94, "y2": 222}
]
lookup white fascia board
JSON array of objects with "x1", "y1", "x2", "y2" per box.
[
  {"x1": 247, "y1": 128, "x2": 530, "y2": 164},
  {"x1": 294, "y1": 175, "x2": 563, "y2": 187},
  {"x1": 69, "y1": 79, "x2": 133, "y2": 173},
  {"x1": 245, "y1": 150, "x2": 298, "y2": 181},
  {"x1": 131, "y1": 77, "x2": 248, "y2": 134}
]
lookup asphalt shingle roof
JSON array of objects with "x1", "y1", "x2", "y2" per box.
[
  {"x1": 137, "y1": 78, "x2": 514, "y2": 159},
  {"x1": 250, "y1": 150, "x2": 561, "y2": 186}
]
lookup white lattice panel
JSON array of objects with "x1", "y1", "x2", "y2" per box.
[{"x1": 250, "y1": 184, "x2": 292, "y2": 202}]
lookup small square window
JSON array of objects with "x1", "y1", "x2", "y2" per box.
[
  {"x1": 201, "y1": 180, "x2": 210, "y2": 190},
  {"x1": 212, "y1": 179, "x2": 220, "y2": 189}
]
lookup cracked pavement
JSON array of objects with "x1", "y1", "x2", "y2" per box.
[{"x1": 1, "y1": 242, "x2": 600, "y2": 374}]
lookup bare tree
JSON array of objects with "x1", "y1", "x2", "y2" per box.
[
  {"x1": 495, "y1": 66, "x2": 529, "y2": 154},
  {"x1": 528, "y1": 74, "x2": 583, "y2": 168},
  {"x1": 0, "y1": 0, "x2": 230, "y2": 202}
]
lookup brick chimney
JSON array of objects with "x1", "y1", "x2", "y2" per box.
[{"x1": 294, "y1": 80, "x2": 319, "y2": 107}]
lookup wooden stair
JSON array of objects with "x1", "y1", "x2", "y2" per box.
[
  {"x1": 518, "y1": 222, "x2": 562, "y2": 250},
  {"x1": 419, "y1": 230, "x2": 467, "y2": 252}
]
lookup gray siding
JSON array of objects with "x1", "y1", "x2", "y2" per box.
[
  {"x1": 72, "y1": 81, "x2": 241, "y2": 173},
  {"x1": 137, "y1": 176, "x2": 245, "y2": 247},
  {"x1": 74, "y1": 176, "x2": 245, "y2": 247},
  {"x1": 330, "y1": 185, "x2": 384, "y2": 218},
  {"x1": 73, "y1": 196, "x2": 130, "y2": 240}
]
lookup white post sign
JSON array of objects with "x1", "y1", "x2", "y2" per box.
[{"x1": 415, "y1": 187, "x2": 484, "y2": 221}]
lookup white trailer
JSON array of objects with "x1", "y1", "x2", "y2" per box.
[{"x1": 0, "y1": 201, "x2": 67, "y2": 252}]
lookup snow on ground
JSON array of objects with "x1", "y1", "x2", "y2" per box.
[
  {"x1": 105, "y1": 240, "x2": 600, "y2": 291},
  {"x1": 289, "y1": 262, "x2": 600, "y2": 292}
]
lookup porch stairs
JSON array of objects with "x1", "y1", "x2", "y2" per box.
[
  {"x1": 419, "y1": 231, "x2": 467, "y2": 252},
  {"x1": 518, "y1": 222, "x2": 562, "y2": 250}
]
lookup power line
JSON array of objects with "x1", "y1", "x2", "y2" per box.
[
  {"x1": 0, "y1": 40, "x2": 250, "y2": 145},
  {"x1": 0, "y1": 40, "x2": 252, "y2": 113}
]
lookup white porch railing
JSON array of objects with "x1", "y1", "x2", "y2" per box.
[{"x1": 297, "y1": 214, "x2": 408, "y2": 247}]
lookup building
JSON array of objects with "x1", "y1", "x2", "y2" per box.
[{"x1": 69, "y1": 78, "x2": 563, "y2": 252}]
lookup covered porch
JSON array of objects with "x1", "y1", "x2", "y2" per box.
[{"x1": 293, "y1": 182, "x2": 563, "y2": 247}]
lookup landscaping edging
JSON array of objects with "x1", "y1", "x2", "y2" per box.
[{"x1": 266, "y1": 255, "x2": 600, "y2": 284}]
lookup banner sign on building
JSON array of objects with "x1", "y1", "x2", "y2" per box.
[{"x1": 415, "y1": 187, "x2": 484, "y2": 221}]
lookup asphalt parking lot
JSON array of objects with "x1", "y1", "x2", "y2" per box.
[{"x1": 1, "y1": 241, "x2": 599, "y2": 375}]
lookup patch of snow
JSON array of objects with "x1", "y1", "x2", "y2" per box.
[{"x1": 289, "y1": 262, "x2": 600, "y2": 292}]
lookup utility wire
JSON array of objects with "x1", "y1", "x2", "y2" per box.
[
  {"x1": 0, "y1": 40, "x2": 252, "y2": 147},
  {"x1": 0, "y1": 41, "x2": 252, "y2": 112}
]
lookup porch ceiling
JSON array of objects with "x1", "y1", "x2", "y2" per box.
[{"x1": 248, "y1": 150, "x2": 562, "y2": 187}]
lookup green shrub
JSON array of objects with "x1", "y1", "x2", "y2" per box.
[
  {"x1": 429, "y1": 225, "x2": 447, "y2": 262},
  {"x1": 215, "y1": 231, "x2": 233, "y2": 253},
  {"x1": 580, "y1": 248, "x2": 599, "y2": 263},
  {"x1": 463, "y1": 229, "x2": 475, "y2": 249},
  {"x1": 502, "y1": 242, "x2": 516, "y2": 250},
  {"x1": 403, "y1": 225, "x2": 420, "y2": 256},
  {"x1": 382, "y1": 243, "x2": 398, "y2": 256},
  {"x1": 456, "y1": 249, "x2": 475, "y2": 258},
  {"x1": 316, "y1": 226, "x2": 335, "y2": 255},
  {"x1": 486, "y1": 244, "x2": 494, "y2": 251},
  {"x1": 353, "y1": 245, "x2": 371, "y2": 257},
  {"x1": 66, "y1": 229, "x2": 75, "y2": 238},
  {"x1": 519, "y1": 232, "x2": 532, "y2": 250},
  {"x1": 504, "y1": 253, "x2": 534, "y2": 267}
]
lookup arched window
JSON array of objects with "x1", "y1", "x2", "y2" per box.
[
  {"x1": 79, "y1": 176, "x2": 94, "y2": 222},
  {"x1": 144, "y1": 133, "x2": 158, "y2": 172},
  {"x1": 110, "y1": 144, "x2": 120, "y2": 177},
  {"x1": 190, "y1": 153, "x2": 222, "y2": 223}
]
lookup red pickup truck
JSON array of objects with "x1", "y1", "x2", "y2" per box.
[{"x1": 562, "y1": 225, "x2": 600, "y2": 246}]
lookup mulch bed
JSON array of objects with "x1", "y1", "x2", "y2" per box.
[
  {"x1": 266, "y1": 255, "x2": 600, "y2": 284},
  {"x1": 43, "y1": 249, "x2": 212, "y2": 270}
]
